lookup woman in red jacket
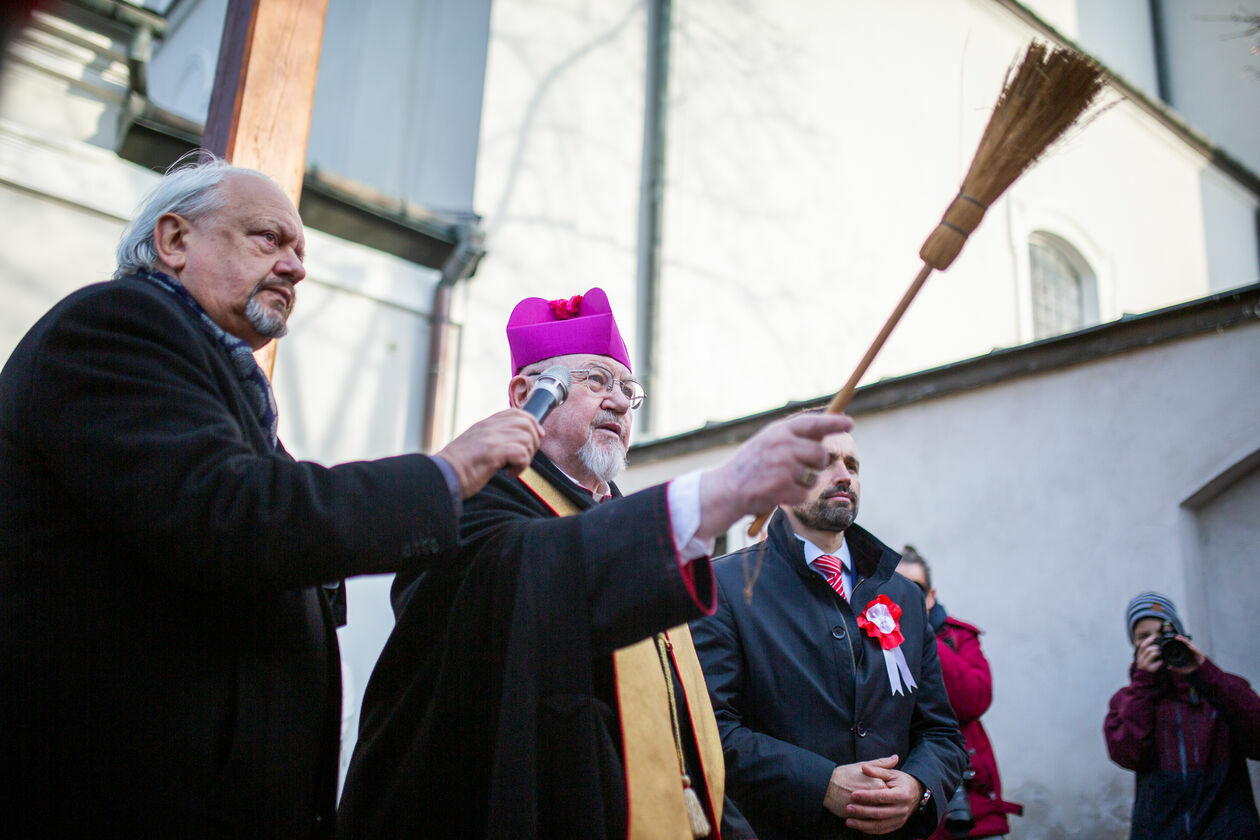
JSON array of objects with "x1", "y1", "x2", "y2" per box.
[{"x1": 898, "y1": 546, "x2": 1022, "y2": 839}]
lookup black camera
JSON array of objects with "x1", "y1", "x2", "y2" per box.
[
  {"x1": 944, "y1": 765, "x2": 976, "y2": 838},
  {"x1": 1157, "y1": 620, "x2": 1194, "y2": 670}
]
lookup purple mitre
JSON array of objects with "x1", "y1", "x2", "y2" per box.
[{"x1": 506, "y1": 287, "x2": 632, "y2": 373}]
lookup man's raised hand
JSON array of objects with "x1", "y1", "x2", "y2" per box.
[
  {"x1": 696, "y1": 412, "x2": 853, "y2": 540},
  {"x1": 436, "y1": 409, "x2": 542, "y2": 498}
]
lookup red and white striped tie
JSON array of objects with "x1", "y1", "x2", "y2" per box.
[{"x1": 813, "y1": 554, "x2": 846, "y2": 601}]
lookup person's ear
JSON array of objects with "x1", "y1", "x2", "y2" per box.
[
  {"x1": 153, "y1": 213, "x2": 191, "y2": 272},
  {"x1": 508, "y1": 374, "x2": 531, "y2": 409}
]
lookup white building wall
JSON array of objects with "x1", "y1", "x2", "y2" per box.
[
  {"x1": 653, "y1": 0, "x2": 1227, "y2": 436},
  {"x1": 1157, "y1": 0, "x2": 1260, "y2": 177},
  {"x1": 1072, "y1": 0, "x2": 1160, "y2": 92},
  {"x1": 1201, "y1": 165, "x2": 1260, "y2": 292},
  {"x1": 1024, "y1": 0, "x2": 1160, "y2": 92},
  {"x1": 0, "y1": 121, "x2": 146, "y2": 360},
  {"x1": 1029, "y1": 0, "x2": 1260, "y2": 178},
  {"x1": 456, "y1": 0, "x2": 649, "y2": 423},
  {"x1": 621, "y1": 316, "x2": 1260, "y2": 839},
  {"x1": 0, "y1": 4, "x2": 130, "y2": 147},
  {"x1": 460, "y1": 0, "x2": 1259, "y2": 442}
]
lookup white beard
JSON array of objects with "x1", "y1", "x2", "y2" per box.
[
  {"x1": 578, "y1": 432, "x2": 626, "y2": 484},
  {"x1": 245, "y1": 293, "x2": 289, "y2": 339}
]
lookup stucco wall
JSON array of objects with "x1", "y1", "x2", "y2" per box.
[
  {"x1": 458, "y1": 0, "x2": 649, "y2": 415},
  {"x1": 1154, "y1": 0, "x2": 1260, "y2": 177},
  {"x1": 620, "y1": 316, "x2": 1260, "y2": 839},
  {"x1": 1023, "y1": 0, "x2": 1260, "y2": 178}
]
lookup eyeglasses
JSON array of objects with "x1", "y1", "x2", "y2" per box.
[{"x1": 566, "y1": 365, "x2": 646, "y2": 409}]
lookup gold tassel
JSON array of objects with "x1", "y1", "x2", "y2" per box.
[
  {"x1": 657, "y1": 634, "x2": 714, "y2": 838},
  {"x1": 682, "y1": 775, "x2": 712, "y2": 838}
]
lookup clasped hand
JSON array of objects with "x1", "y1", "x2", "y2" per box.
[{"x1": 824, "y1": 755, "x2": 924, "y2": 835}]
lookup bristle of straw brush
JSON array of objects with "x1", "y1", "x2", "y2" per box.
[{"x1": 920, "y1": 42, "x2": 1106, "y2": 271}]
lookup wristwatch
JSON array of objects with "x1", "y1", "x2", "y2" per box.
[{"x1": 916, "y1": 787, "x2": 932, "y2": 814}]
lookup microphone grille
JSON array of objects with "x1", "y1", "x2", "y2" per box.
[{"x1": 537, "y1": 364, "x2": 572, "y2": 395}]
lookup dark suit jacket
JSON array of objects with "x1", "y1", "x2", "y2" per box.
[
  {"x1": 691, "y1": 512, "x2": 967, "y2": 840},
  {"x1": 0, "y1": 275, "x2": 459, "y2": 838}
]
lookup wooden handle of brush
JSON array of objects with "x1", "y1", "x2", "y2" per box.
[{"x1": 745, "y1": 262, "x2": 936, "y2": 537}]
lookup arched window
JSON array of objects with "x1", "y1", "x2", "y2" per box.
[{"x1": 1028, "y1": 232, "x2": 1097, "y2": 339}]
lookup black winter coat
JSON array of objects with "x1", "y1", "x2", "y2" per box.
[
  {"x1": 0, "y1": 276, "x2": 459, "y2": 838},
  {"x1": 691, "y1": 512, "x2": 967, "y2": 840}
]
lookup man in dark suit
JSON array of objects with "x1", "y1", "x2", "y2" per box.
[
  {"x1": 691, "y1": 428, "x2": 967, "y2": 840},
  {"x1": 0, "y1": 155, "x2": 540, "y2": 839}
]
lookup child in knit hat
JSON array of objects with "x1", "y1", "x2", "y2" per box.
[{"x1": 1104, "y1": 591, "x2": 1260, "y2": 840}]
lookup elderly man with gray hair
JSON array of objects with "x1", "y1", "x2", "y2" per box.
[{"x1": 0, "y1": 155, "x2": 541, "y2": 839}]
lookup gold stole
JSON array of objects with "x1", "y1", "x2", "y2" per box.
[{"x1": 518, "y1": 467, "x2": 726, "y2": 839}]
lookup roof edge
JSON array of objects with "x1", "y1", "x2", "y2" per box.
[
  {"x1": 990, "y1": 0, "x2": 1260, "y2": 198},
  {"x1": 629, "y1": 283, "x2": 1260, "y2": 464}
]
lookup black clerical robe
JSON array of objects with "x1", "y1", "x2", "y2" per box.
[{"x1": 338, "y1": 452, "x2": 744, "y2": 839}]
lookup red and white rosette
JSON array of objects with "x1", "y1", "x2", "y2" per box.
[{"x1": 856, "y1": 595, "x2": 918, "y2": 696}]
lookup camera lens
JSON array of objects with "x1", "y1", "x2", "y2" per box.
[
  {"x1": 944, "y1": 783, "x2": 974, "y2": 835},
  {"x1": 1159, "y1": 635, "x2": 1194, "y2": 669}
]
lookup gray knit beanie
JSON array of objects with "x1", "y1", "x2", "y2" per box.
[{"x1": 1125, "y1": 591, "x2": 1185, "y2": 640}]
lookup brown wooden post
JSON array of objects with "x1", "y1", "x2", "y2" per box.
[{"x1": 204, "y1": 0, "x2": 328, "y2": 377}]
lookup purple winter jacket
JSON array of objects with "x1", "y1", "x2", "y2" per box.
[{"x1": 1104, "y1": 659, "x2": 1260, "y2": 840}]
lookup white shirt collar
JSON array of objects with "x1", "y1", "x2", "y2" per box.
[
  {"x1": 556, "y1": 464, "x2": 611, "y2": 502},
  {"x1": 797, "y1": 534, "x2": 851, "y2": 572}
]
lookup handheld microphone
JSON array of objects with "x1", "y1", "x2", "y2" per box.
[{"x1": 522, "y1": 365, "x2": 572, "y2": 424}]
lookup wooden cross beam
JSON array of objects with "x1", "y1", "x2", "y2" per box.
[{"x1": 204, "y1": 0, "x2": 328, "y2": 377}]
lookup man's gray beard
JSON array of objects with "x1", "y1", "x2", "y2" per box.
[
  {"x1": 578, "y1": 433, "x2": 626, "y2": 484},
  {"x1": 791, "y1": 495, "x2": 858, "y2": 533},
  {"x1": 245, "y1": 293, "x2": 290, "y2": 339}
]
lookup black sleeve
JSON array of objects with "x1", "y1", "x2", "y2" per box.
[
  {"x1": 720, "y1": 790, "x2": 758, "y2": 840},
  {"x1": 23, "y1": 284, "x2": 459, "y2": 592},
  {"x1": 900, "y1": 594, "x2": 968, "y2": 835},
  {"x1": 456, "y1": 472, "x2": 712, "y2": 655}
]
